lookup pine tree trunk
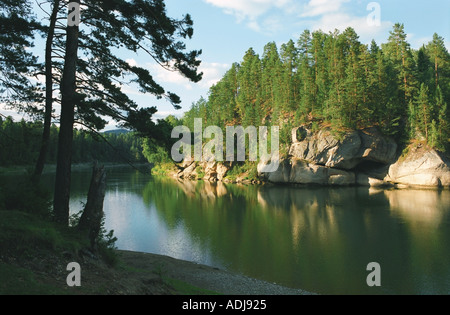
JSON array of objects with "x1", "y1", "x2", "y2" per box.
[
  {"x1": 53, "y1": 1, "x2": 80, "y2": 225},
  {"x1": 33, "y1": 0, "x2": 61, "y2": 184},
  {"x1": 78, "y1": 162, "x2": 107, "y2": 250}
]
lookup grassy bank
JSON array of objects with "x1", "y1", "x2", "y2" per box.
[
  {"x1": 0, "y1": 209, "x2": 218, "y2": 295},
  {"x1": 152, "y1": 160, "x2": 261, "y2": 184}
]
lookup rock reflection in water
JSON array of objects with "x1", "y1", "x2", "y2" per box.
[
  {"x1": 76, "y1": 169, "x2": 450, "y2": 295},
  {"x1": 384, "y1": 189, "x2": 449, "y2": 226}
]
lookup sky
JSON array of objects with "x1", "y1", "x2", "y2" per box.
[{"x1": 2, "y1": 0, "x2": 450, "y2": 130}]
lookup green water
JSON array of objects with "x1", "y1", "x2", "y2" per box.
[{"x1": 55, "y1": 166, "x2": 450, "y2": 294}]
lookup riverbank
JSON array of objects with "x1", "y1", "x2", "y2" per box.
[
  {"x1": 117, "y1": 250, "x2": 312, "y2": 295},
  {"x1": 0, "y1": 209, "x2": 312, "y2": 295},
  {"x1": 0, "y1": 163, "x2": 152, "y2": 177}
]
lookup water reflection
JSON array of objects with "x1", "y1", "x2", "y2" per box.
[
  {"x1": 66, "y1": 168, "x2": 450, "y2": 295},
  {"x1": 385, "y1": 189, "x2": 449, "y2": 225}
]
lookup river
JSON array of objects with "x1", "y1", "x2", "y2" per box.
[{"x1": 45, "y1": 165, "x2": 450, "y2": 295}]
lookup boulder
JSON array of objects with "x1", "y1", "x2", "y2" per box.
[
  {"x1": 289, "y1": 127, "x2": 397, "y2": 170},
  {"x1": 356, "y1": 173, "x2": 393, "y2": 187},
  {"x1": 289, "y1": 160, "x2": 328, "y2": 184},
  {"x1": 386, "y1": 146, "x2": 450, "y2": 187},
  {"x1": 182, "y1": 162, "x2": 197, "y2": 180},
  {"x1": 216, "y1": 163, "x2": 229, "y2": 181},
  {"x1": 203, "y1": 161, "x2": 217, "y2": 181},
  {"x1": 327, "y1": 168, "x2": 356, "y2": 186},
  {"x1": 359, "y1": 128, "x2": 398, "y2": 165},
  {"x1": 260, "y1": 158, "x2": 356, "y2": 186},
  {"x1": 265, "y1": 159, "x2": 291, "y2": 184}
]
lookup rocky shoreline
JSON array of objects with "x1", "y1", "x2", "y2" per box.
[{"x1": 173, "y1": 126, "x2": 450, "y2": 189}]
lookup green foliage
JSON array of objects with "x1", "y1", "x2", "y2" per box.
[
  {"x1": 0, "y1": 0, "x2": 43, "y2": 111},
  {"x1": 226, "y1": 161, "x2": 258, "y2": 182},
  {"x1": 68, "y1": 206, "x2": 118, "y2": 266},
  {"x1": 0, "y1": 118, "x2": 146, "y2": 167},
  {"x1": 96, "y1": 221, "x2": 118, "y2": 267},
  {"x1": 196, "y1": 166, "x2": 205, "y2": 179},
  {"x1": 151, "y1": 163, "x2": 176, "y2": 177},
  {"x1": 142, "y1": 139, "x2": 171, "y2": 164},
  {"x1": 182, "y1": 24, "x2": 449, "y2": 152},
  {"x1": 141, "y1": 115, "x2": 183, "y2": 166}
]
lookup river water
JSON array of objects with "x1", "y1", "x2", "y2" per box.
[{"x1": 49, "y1": 166, "x2": 450, "y2": 294}]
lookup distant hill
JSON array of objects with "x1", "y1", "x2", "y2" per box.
[{"x1": 102, "y1": 129, "x2": 130, "y2": 135}]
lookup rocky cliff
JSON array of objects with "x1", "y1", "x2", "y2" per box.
[
  {"x1": 173, "y1": 126, "x2": 450, "y2": 188},
  {"x1": 258, "y1": 126, "x2": 394, "y2": 186},
  {"x1": 258, "y1": 126, "x2": 450, "y2": 188},
  {"x1": 385, "y1": 144, "x2": 450, "y2": 187}
]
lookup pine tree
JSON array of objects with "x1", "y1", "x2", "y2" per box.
[
  {"x1": 416, "y1": 83, "x2": 432, "y2": 142},
  {"x1": 33, "y1": 0, "x2": 63, "y2": 183},
  {"x1": 417, "y1": 45, "x2": 433, "y2": 88},
  {"x1": 237, "y1": 48, "x2": 262, "y2": 127},
  {"x1": 408, "y1": 100, "x2": 417, "y2": 139},
  {"x1": 296, "y1": 30, "x2": 314, "y2": 119},
  {"x1": 426, "y1": 33, "x2": 450, "y2": 90},
  {"x1": 0, "y1": 0, "x2": 42, "y2": 111},
  {"x1": 52, "y1": 0, "x2": 203, "y2": 225},
  {"x1": 279, "y1": 40, "x2": 299, "y2": 114},
  {"x1": 261, "y1": 42, "x2": 282, "y2": 117},
  {"x1": 325, "y1": 30, "x2": 346, "y2": 126},
  {"x1": 384, "y1": 23, "x2": 417, "y2": 109},
  {"x1": 436, "y1": 85, "x2": 449, "y2": 151},
  {"x1": 342, "y1": 27, "x2": 365, "y2": 128},
  {"x1": 311, "y1": 31, "x2": 328, "y2": 116}
]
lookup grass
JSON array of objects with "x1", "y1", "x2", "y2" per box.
[
  {"x1": 0, "y1": 210, "x2": 90, "y2": 295},
  {"x1": 0, "y1": 209, "x2": 221, "y2": 295},
  {"x1": 163, "y1": 277, "x2": 220, "y2": 295},
  {"x1": 224, "y1": 161, "x2": 258, "y2": 182},
  {"x1": 0, "y1": 174, "x2": 223, "y2": 295},
  {"x1": 0, "y1": 262, "x2": 66, "y2": 295},
  {"x1": 0, "y1": 210, "x2": 88, "y2": 254}
]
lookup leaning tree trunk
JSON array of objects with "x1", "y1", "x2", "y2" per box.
[
  {"x1": 78, "y1": 162, "x2": 107, "y2": 250},
  {"x1": 32, "y1": 0, "x2": 61, "y2": 184}
]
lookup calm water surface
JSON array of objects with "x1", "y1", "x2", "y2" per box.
[{"x1": 51, "y1": 166, "x2": 450, "y2": 295}]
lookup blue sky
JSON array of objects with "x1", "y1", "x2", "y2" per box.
[
  {"x1": 2, "y1": 0, "x2": 450, "y2": 129},
  {"x1": 138, "y1": 0, "x2": 450, "y2": 123}
]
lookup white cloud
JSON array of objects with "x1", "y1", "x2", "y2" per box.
[
  {"x1": 148, "y1": 61, "x2": 194, "y2": 90},
  {"x1": 292, "y1": 1, "x2": 393, "y2": 44},
  {"x1": 407, "y1": 34, "x2": 432, "y2": 50},
  {"x1": 204, "y1": 0, "x2": 293, "y2": 20},
  {"x1": 126, "y1": 58, "x2": 138, "y2": 67},
  {"x1": 203, "y1": 0, "x2": 294, "y2": 34},
  {"x1": 310, "y1": 12, "x2": 392, "y2": 44},
  {"x1": 0, "y1": 104, "x2": 33, "y2": 122},
  {"x1": 300, "y1": 0, "x2": 350, "y2": 18},
  {"x1": 147, "y1": 61, "x2": 229, "y2": 90},
  {"x1": 199, "y1": 62, "x2": 230, "y2": 88}
]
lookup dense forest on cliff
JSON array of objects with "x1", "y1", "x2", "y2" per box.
[{"x1": 183, "y1": 24, "x2": 450, "y2": 153}]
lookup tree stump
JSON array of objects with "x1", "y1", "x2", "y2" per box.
[{"x1": 78, "y1": 162, "x2": 107, "y2": 250}]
